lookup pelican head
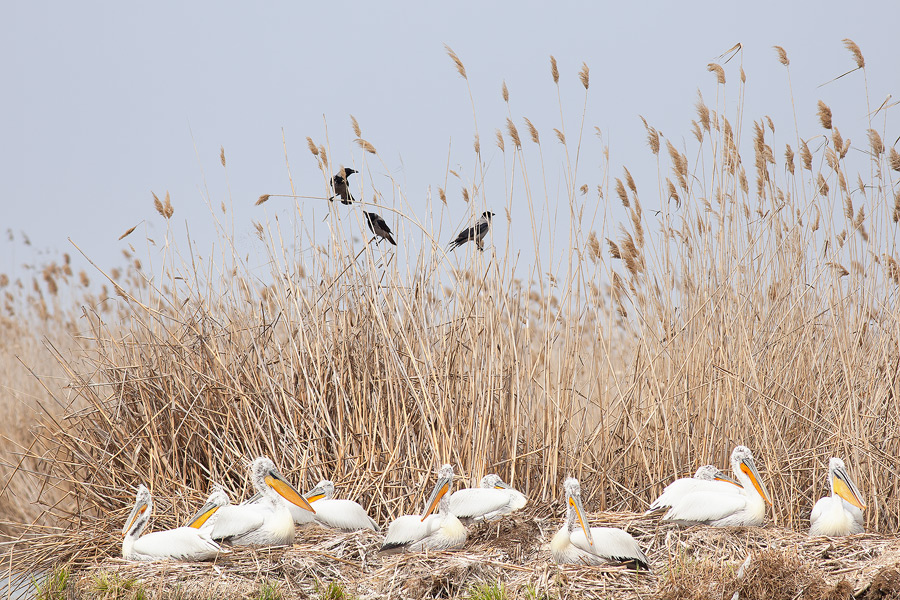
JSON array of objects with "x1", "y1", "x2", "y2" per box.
[
  {"x1": 421, "y1": 464, "x2": 454, "y2": 521},
  {"x1": 563, "y1": 477, "x2": 593, "y2": 547},
  {"x1": 123, "y1": 484, "x2": 152, "y2": 538},
  {"x1": 829, "y1": 457, "x2": 866, "y2": 510},
  {"x1": 693, "y1": 464, "x2": 740, "y2": 486},
  {"x1": 731, "y1": 446, "x2": 772, "y2": 505},
  {"x1": 186, "y1": 484, "x2": 230, "y2": 529},
  {"x1": 480, "y1": 474, "x2": 511, "y2": 489},
  {"x1": 251, "y1": 457, "x2": 316, "y2": 513},
  {"x1": 304, "y1": 479, "x2": 336, "y2": 503}
]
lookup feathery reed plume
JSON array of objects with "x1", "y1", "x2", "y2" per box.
[
  {"x1": 502, "y1": 80, "x2": 509, "y2": 102},
  {"x1": 587, "y1": 232, "x2": 601, "y2": 261},
  {"x1": 843, "y1": 38, "x2": 865, "y2": 68},
  {"x1": 462, "y1": 187, "x2": 470, "y2": 202},
  {"x1": 816, "y1": 173, "x2": 829, "y2": 197},
  {"x1": 256, "y1": 194, "x2": 270, "y2": 206},
  {"x1": 550, "y1": 55, "x2": 559, "y2": 84},
  {"x1": 691, "y1": 120, "x2": 703, "y2": 143},
  {"x1": 766, "y1": 116, "x2": 775, "y2": 133},
  {"x1": 506, "y1": 118, "x2": 521, "y2": 148},
  {"x1": 495, "y1": 129, "x2": 505, "y2": 152},
  {"x1": 666, "y1": 178, "x2": 680, "y2": 208},
  {"x1": 163, "y1": 193, "x2": 173, "y2": 218},
  {"x1": 615, "y1": 178, "x2": 629, "y2": 208},
  {"x1": 707, "y1": 63, "x2": 726, "y2": 84},
  {"x1": 356, "y1": 139, "x2": 377, "y2": 154},
  {"x1": 444, "y1": 44, "x2": 467, "y2": 80},
  {"x1": 78, "y1": 270, "x2": 89, "y2": 287},
  {"x1": 319, "y1": 145, "x2": 328, "y2": 167},
  {"x1": 817, "y1": 101, "x2": 832, "y2": 129},
  {"x1": 857, "y1": 174, "x2": 866, "y2": 196},
  {"x1": 607, "y1": 238, "x2": 621, "y2": 259},
  {"x1": 118, "y1": 225, "x2": 138, "y2": 241},
  {"x1": 800, "y1": 140, "x2": 812, "y2": 170},
  {"x1": 306, "y1": 137, "x2": 319, "y2": 156},
  {"x1": 828, "y1": 262, "x2": 850, "y2": 277},
  {"x1": 784, "y1": 144, "x2": 795, "y2": 175},
  {"x1": 524, "y1": 118, "x2": 540, "y2": 144},
  {"x1": 893, "y1": 190, "x2": 900, "y2": 223},
  {"x1": 579, "y1": 62, "x2": 589, "y2": 89},
  {"x1": 473, "y1": 133, "x2": 480, "y2": 155},
  {"x1": 640, "y1": 116, "x2": 660, "y2": 155},
  {"x1": 219, "y1": 146, "x2": 226, "y2": 167},
  {"x1": 611, "y1": 271, "x2": 627, "y2": 317},
  {"x1": 844, "y1": 194, "x2": 854, "y2": 220},
  {"x1": 554, "y1": 128, "x2": 565, "y2": 145},
  {"x1": 696, "y1": 92, "x2": 711, "y2": 132},
  {"x1": 579, "y1": 184, "x2": 588, "y2": 195},
  {"x1": 832, "y1": 129, "x2": 844, "y2": 157},
  {"x1": 624, "y1": 168, "x2": 637, "y2": 194},
  {"x1": 867, "y1": 129, "x2": 884, "y2": 155},
  {"x1": 889, "y1": 147, "x2": 900, "y2": 171},
  {"x1": 152, "y1": 192, "x2": 164, "y2": 216},
  {"x1": 438, "y1": 187, "x2": 447, "y2": 205},
  {"x1": 774, "y1": 45, "x2": 790, "y2": 66},
  {"x1": 351, "y1": 115, "x2": 362, "y2": 138}
]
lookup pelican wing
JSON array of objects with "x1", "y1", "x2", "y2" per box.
[
  {"x1": 449, "y1": 488, "x2": 522, "y2": 519},
  {"x1": 203, "y1": 504, "x2": 267, "y2": 541},
  {"x1": 809, "y1": 496, "x2": 828, "y2": 526},
  {"x1": 648, "y1": 480, "x2": 740, "y2": 512},
  {"x1": 571, "y1": 527, "x2": 649, "y2": 569},
  {"x1": 663, "y1": 489, "x2": 749, "y2": 524},
  {"x1": 313, "y1": 499, "x2": 379, "y2": 531},
  {"x1": 381, "y1": 514, "x2": 440, "y2": 550},
  {"x1": 131, "y1": 527, "x2": 226, "y2": 561}
]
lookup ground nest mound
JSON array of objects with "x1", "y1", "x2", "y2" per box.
[{"x1": 33, "y1": 511, "x2": 900, "y2": 599}]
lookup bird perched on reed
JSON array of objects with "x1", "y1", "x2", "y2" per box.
[
  {"x1": 449, "y1": 211, "x2": 494, "y2": 251},
  {"x1": 330, "y1": 167, "x2": 357, "y2": 204},
  {"x1": 364, "y1": 211, "x2": 396, "y2": 246}
]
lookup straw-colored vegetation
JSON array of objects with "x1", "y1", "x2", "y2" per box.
[{"x1": 2, "y1": 40, "x2": 899, "y2": 598}]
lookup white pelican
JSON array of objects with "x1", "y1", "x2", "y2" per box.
[
  {"x1": 448, "y1": 474, "x2": 527, "y2": 524},
  {"x1": 551, "y1": 478, "x2": 649, "y2": 569},
  {"x1": 122, "y1": 484, "x2": 226, "y2": 561},
  {"x1": 381, "y1": 464, "x2": 467, "y2": 552},
  {"x1": 809, "y1": 457, "x2": 866, "y2": 536},
  {"x1": 186, "y1": 457, "x2": 315, "y2": 546},
  {"x1": 646, "y1": 465, "x2": 740, "y2": 513},
  {"x1": 184, "y1": 484, "x2": 230, "y2": 528},
  {"x1": 662, "y1": 446, "x2": 773, "y2": 527},
  {"x1": 302, "y1": 480, "x2": 379, "y2": 531}
]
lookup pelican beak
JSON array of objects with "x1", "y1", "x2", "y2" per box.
[
  {"x1": 185, "y1": 501, "x2": 221, "y2": 529},
  {"x1": 569, "y1": 493, "x2": 594, "y2": 547},
  {"x1": 303, "y1": 484, "x2": 327, "y2": 504},
  {"x1": 265, "y1": 471, "x2": 316, "y2": 513},
  {"x1": 421, "y1": 477, "x2": 451, "y2": 521},
  {"x1": 494, "y1": 480, "x2": 512, "y2": 490},
  {"x1": 833, "y1": 467, "x2": 866, "y2": 511},
  {"x1": 123, "y1": 502, "x2": 148, "y2": 537},
  {"x1": 739, "y1": 458, "x2": 773, "y2": 505},
  {"x1": 714, "y1": 471, "x2": 741, "y2": 486}
]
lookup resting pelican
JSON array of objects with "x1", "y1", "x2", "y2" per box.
[
  {"x1": 122, "y1": 485, "x2": 226, "y2": 561},
  {"x1": 646, "y1": 465, "x2": 740, "y2": 513},
  {"x1": 551, "y1": 478, "x2": 649, "y2": 569},
  {"x1": 662, "y1": 446, "x2": 773, "y2": 527},
  {"x1": 186, "y1": 457, "x2": 315, "y2": 546},
  {"x1": 185, "y1": 485, "x2": 230, "y2": 529},
  {"x1": 448, "y1": 474, "x2": 527, "y2": 524},
  {"x1": 809, "y1": 457, "x2": 866, "y2": 536},
  {"x1": 302, "y1": 480, "x2": 379, "y2": 531},
  {"x1": 381, "y1": 464, "x2": 467, "y2": 552}
]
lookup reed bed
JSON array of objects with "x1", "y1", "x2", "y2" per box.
[{"x1": 2, "y1": 40, "x2": 899, "y2": 597}]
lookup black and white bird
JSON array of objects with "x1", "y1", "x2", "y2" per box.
[
  {"x1": 329, "y1": 167, "x2": 357, "y2": 205},
  {"x1": 448, "y1": 211, "x2": 494, "y2": 251},
  {"x1": 364, "y1": 211, "x2": 397, "y2": 246}
]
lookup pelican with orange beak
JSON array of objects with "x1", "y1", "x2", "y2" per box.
[
  {"x1": 184, "y1": 484, "x2": 230, "y2": 529},
  {"x1": 809, "y1": 457, "x2": 866, "y2": 536},
  {"x1": 186, "y1": 457, "x2": 315, "y2": 547},
  {"x1": 551, "y1": 477, "x2": 649, "y2": 569},
  {"x1": 122, "y1": 485, "x2": 225, "y2": 561},
  {"x1": 381, "y1": 464, "x2": 466, "y2": 552},
  {"x1": 662, "y1": 446, "x2": 773, "y2": 526},
  {"x1": 646, "y1": 464, "x2": 740, "y2": 513}
]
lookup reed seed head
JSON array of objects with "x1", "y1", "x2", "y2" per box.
[
  {"x1": 550, "y1": 55, "x2": 559, "y2": 84},
  {"x1": 256, "y1": 194, "x2": 270, "y2": 206},
  {"x1": 817, "y1": 101, "x2": 832, "y2": 129},
  {"x1": 502, "y1": 81, "x2": 509, "y2": 103},
  {"x1": 579, "y1": 62, "x2": 589, "y2": 89},
  {"x1": 118, "y1": 225, "x2": 137, "y2": 240},
  {"x1": 356, "y1": 139, "x2": 377, "y2": 154},
  {"x1": 506, "y1": 118, "x2": 521, "y2": 148},
  {"x1": 220, "y1": 146, "x2": 226, "y2": 167},
  {"x1": 867, "y1": 129, "x2": 884, "y2": 155},
  {"x1": 554, "y1": 128, "x2": 565, "y2": 145},
  {"x1": 306, "y1": 137, "x2": 319, "y2": 156},
  {"x1": 774, "y1": 45, "x2": 790, "y2": 66},
  {"x1": 843, "y1": 38, "x2": 865, "y2": 68},
  {"x1": 495, "y1": 129, "x2": 505, "y2": 152},
  {"x1": 889, "y1": 147, "x2": 900, "y2": 172},
  {"x1": 445, "y1": 44, "x2": 467, "y2": 80},
  {"x1": 707, "y1": 63, "x2": 726, "y2": 85},
  {"x1": 351, "y1": 115, "x2": 362, "y2": 138},
  {"x1": 524, "y1": 118, "x2": 540, "y2": 144}
]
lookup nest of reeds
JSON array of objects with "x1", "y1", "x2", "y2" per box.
[{"x1": 22, "y1": 511, "x2": 900, "y2": 600}]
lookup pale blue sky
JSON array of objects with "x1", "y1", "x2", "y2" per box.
[{"x1": 2, "y1": 1, "x2": 898, "y2": 287}]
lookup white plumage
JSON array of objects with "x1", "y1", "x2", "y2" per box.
[
  {"x1": 646, "y1": 464, "x2": 740, "y2": 513},
  {"x1": 381, "y1": 464, "x2": 467, "y2": 552},
  {"x1": 184, "y1": 484, "x2": 230, "y2": 529},
  {"x1": 662, "y1": 446, "x2": 772, "y2": 527},
  {"x1": 810, "y1": 457, "x2": 865, "y2": 536},
  {"x1": 302, "y1": 480, "x2": 379, "y2": 531},
  {"x1": 550, "y1": 478, "x2": 649, "y2": 569},
  {"x1": 122, "y1": 485, "x2": 225, "y2": 561},
  {"x1": 187, "y1": 457, "x2": 315, "y2": 547},
  {"x1": 449, "y1": 474, "x2": 527, "y2": 523}
]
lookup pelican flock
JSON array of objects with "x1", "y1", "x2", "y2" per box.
[
  {"x1": 381, "y1": 464, "x2": 467, "y2": 552},
  {"x1": 449, "y1": 473, "x2": 527, "y2": 524},
  {"x1": 123, "y1": 485, "x2": 226, "y2": 561},
  {"x1": 661, "y1": 446, "x2": 772, "y2": 527},
  {"x1": 809, "y1": 457, "x2": 866, "y2": 536}
]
